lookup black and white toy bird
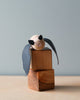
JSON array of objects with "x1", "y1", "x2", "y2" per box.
[{"x1": 22, "y1": 35, "x2": 59, "y2": 75}]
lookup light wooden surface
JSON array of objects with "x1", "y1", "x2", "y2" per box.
[{"x1": 0, "y1": 76, "x2": 80, "y2": 100}]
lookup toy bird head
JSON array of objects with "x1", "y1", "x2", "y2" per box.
[{"x1": 28, "y1": 35, "x2": 45, "y2": 50}]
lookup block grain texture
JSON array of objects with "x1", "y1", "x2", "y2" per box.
[
  {"x1": 30, "y1": 48, "x2": 52, "y2": 71},
  {"x1": 28, "y1": 69, "x2": 55, "y2": 91}
]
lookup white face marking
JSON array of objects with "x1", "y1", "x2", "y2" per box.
[{"x1": 30, "y1": 35, "x2": 39, "y2": 42}]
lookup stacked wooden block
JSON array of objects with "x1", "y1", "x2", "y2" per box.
[{"x1": 28, "y1": 48, "x2": 55, "y2": 91}]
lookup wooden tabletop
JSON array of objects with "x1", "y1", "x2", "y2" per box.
[{"x1": 0, "y1": 76, "x2": 80, "y2": 100}]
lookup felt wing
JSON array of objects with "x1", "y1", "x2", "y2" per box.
[
  {"x1": 22, "y1": 44, "x2": 31, "y2": 75},
  {"x1": 44, "y1": 38, "x2": 59, "y2": 64}
]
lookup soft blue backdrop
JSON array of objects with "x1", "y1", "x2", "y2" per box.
[{"x1": 0, "y1": 0, "x2": 80, "y2": 75}]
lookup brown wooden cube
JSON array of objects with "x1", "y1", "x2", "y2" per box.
[
  {"x1": 30, "y1": 48, "x2": 52, "y2": 71},
  {"x1": 28, "y1": 69, "x2": 55, "y2": 91}
]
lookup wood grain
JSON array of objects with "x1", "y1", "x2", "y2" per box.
[
  {"x1": 30, "y1": 48, "x2": 52, "y2": 71},
  {"x1": 28, "y1": 69, "x2": 54, "y2": 91}
]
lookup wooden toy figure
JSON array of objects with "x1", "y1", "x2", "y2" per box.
[{"x1": 22, "y1": 35, "x2": 59, "y2": 91}]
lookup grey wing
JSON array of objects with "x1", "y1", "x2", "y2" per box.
[
  {"x1": 44, "y1": 38, "x2": 59, "y2": 64},
  {"x1": 22, "y1": 44, "x2": 31, "y2": 75}
]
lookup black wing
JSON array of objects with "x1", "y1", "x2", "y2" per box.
[
  {"x1": 44, "y1": 38, "x2": 59, "y2": 64},
  {"x1": 22, "y1": 44, "x2": 31, "y2": 75}
]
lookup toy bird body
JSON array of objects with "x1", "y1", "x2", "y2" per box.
[{"x1": 22, "y1": 35, "x2": 59, "y2": 75}]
